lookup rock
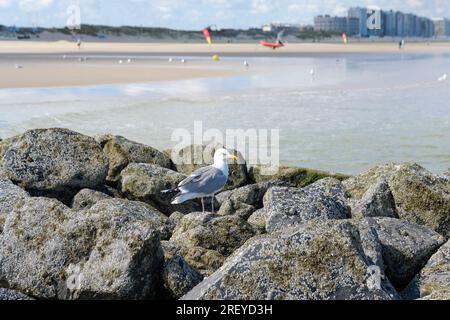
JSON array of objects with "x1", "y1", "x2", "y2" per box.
[
  {"x1": 167, "y1": 211, "x2": 185, "y2": 235},
  {"x1": 71, "y1": 189, "x2": 111, "y2": 210},
  {"x1": 344, "y1": 163, "x2": 450, "y2": 237},
  {"x1": 98, "y1": 135, "x2": 172, "y2": 186},
  {"x1": 359, "y1": 217, "x2": 445, "y2": 291},
  {"x1": 351, "y1": 178, "x2": 399, "y2": 219},
  {"x1": 403, "y1": 240, "x2": 450, "y2": 300},
  {"x1": 170, "y1": 145, "x2": 248, "y2": 190},
  {"x1": 119, "y1": 163, "x2": 198, "y2": 215},
  {"x1": 216, "y1": 181, "x2": 286, "y2": 219},
  {"x1": 0, "y1": 179, "x2": 29, "y2": 232},
  {"x1": 264, "y1": 178, "x2": 351, "y2": 233},
  {"x1": 161, "y1": 241, "x2": 225, "y2": 277},
  {"x1": 0, "y1": 129, "x2": 108, "y2": 203},
  {"x1": 182, "y1": 220, "x2": 396, "y2": 300},
  {"x1": 163, "y1": 255, "x2": 203, "y2": 299},
  {"x1": 170, "y1": 213, "x2": 257, "y2": 256},
  {"x1": 0, "y1": 288, "x2": 33, "y2": 300},
  {"x1": 0, "y1": 197, "x2": 164, "y2": 299},
  {"x1": 249, "y1": 165, "x2": 350, "y2": 188},
  {"x1": 247, "y1": 209, "x2": 268, "y2": 230}
]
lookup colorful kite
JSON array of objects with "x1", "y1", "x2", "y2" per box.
[{"x1": 203, "y1": 28, "x2": 212, "y2": 45}]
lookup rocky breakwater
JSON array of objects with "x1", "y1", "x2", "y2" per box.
[{"x1": 0, "y1": 128, "x2": 448, "y2": 300}]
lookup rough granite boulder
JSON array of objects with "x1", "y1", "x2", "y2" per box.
[
  {"x1": 0, "y1": 129, "x2": 108, "y2": 203},
  {"x1": 170, "y1": 213, "x2": 257, "y2": 256},
  {"x1": 0, "y1": 288, "x2": 33, "y2": 300},
  {"x1": 97, "y1": 134, "x2": 173, "y2": 186},
  {"x1": 216, "y1": 181, "x2": 286, "y2": 219},
  {"x1": 403, "y1": 240, "x2": 450, "y2": 300},
  {"x1": 182, "y1": 220, "x2": 396, "y2": 300},
  {"x1": 357, "y1": 217, "x2": 445, "y2": 291},
  {"x1": 163, "y1": 255, "x2": 203, "y2": 299},
  {"x1": 71, "y1": 188, "x2": 111, "y2": 210},
  {"x1": 170, "y1": 145, "x2": 248, "y2": 190},
  {"x1": 264, "y1": 178, "x2": 351, "y2": 233},
  {"x1": 247, "y1": 209, "x2": 268, "y2": 230},
  {"x1": 350, "y1": 178, "x2": 399, "y2": 219},
  {"x1": 0, "y1": 197, "x2": 164, "y2": 300},
  {"x1": 344, "y1": 163, "x2": 450, "y2": 237},
  {"x1": 119, "y1": 163, "x2": 198, "y2": 215},
  {"x1": 0, "y1": 178, "x2": 29, "y2": 232},
  {"x1": 249, "y1": 165, "x2": 350, "y2": 188},
  {"x1": 161, "y1": 241, "x2": 225, "y2": 277}
]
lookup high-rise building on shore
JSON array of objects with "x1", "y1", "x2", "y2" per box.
[
  {"x1": 314, "y1": 6, "x2": 438, "y2": 38},
  {"x1": 433, "y1": 18, "x2": 450, "y2": 37}
]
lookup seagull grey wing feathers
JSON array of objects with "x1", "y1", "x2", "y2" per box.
[{"x1": 178, "y1": 165, "x2": 228, "y2": 195}]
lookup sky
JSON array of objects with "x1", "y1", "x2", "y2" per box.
[{"x1": 0, "y1": 0, "x2": 449, "y2": 30}]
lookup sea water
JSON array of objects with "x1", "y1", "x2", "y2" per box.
[{"x1": 0, "y1": 53, "x2": 449, "y2": 175}]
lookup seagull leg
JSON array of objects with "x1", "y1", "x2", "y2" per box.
[
  {"x1": 211, "y1": 196, "x2": 215, "y2": 214},
  {"x1": 201, "y1": 198, "x2": 205, "y2": 213}
]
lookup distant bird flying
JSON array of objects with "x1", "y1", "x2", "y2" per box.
[{"x1": 163, "y1": 149, "x2": 238, "y2": 213}]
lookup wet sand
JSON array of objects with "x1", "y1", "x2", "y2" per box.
[{"x1": 1, "y1": 41, "x2": 450, "y2": 89}]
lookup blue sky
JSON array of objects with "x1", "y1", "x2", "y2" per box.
[{"x1": 0, "y1": 0, "x2": 449, "y2": 29}]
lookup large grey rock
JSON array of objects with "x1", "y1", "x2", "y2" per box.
[
  {"x1": 161, "y1": 241, "x2": 225, "y2": 277},
  {"x1": 345, "y1": 163, "x2": 450, "y2": 237},
  {"x1": 171, "y1": 145, "x2": 248, "y2": 190},
  {"x1": 0, "y1": 129, "x2": 108, "y2": 203},
  {"x1": 403, "y1": 240, "x2": 450, "y2": 300},
  {"x1": 249, "y1": 165, "x2": 350, "y2": 188},
  {"x1": 351, "y1": 178, "x2": 399, "y2": 219},
  {"x1": 170, "y1": 213, "x2": 257, "y2": 256},
  {"x1": 216, "y1": 181, "x2": 285, "y2": 219},
  {"x1": 0, "y1": 197, "x2": 164, "y2": 300},
  {"x1": 163, "y1": 255, "x2": 203, "y2": 299},
  {"x1": 247, "y1": 209, "x2": 268, "y2": 230},
  {"x1": 359, "y1": 217, "x2": 445, "y2": 291},
  {"x1": 182, "y1": 220, "x2": 396, "y2": 300},
  {"x1": 71, "y1": 188, "x2": 111, "y2": 210},
  {"x1": 0, "y1": 178, "x2": 29, "y2": 232},
  {"x1": 97, "y1": 135, "x2": 173, "y2": 186},
  {"x1": 264, "y1": 178, "x2": 351, "y2": 233},
  {"x1": 119, "y1": 163, "x2": 198, "y2": 215},
  {"x1": 0, "y1": 288, "x2": 33, "y2": 300}
]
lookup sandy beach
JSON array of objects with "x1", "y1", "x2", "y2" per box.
[{"x1": 1, "y1": 41, "x2": 450, "y2": 88}]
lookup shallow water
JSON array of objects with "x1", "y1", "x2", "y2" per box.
[{"x1": 0, "y1": 53, "x2": 449, "y2": 175}]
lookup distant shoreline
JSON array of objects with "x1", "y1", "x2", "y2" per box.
[{"x1": 1, "y1": 41, "x2": 450, "y2": 89}]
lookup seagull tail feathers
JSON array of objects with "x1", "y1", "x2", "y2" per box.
[{"x1": 171, "y1": 194, "x2": 192, "y2": 205}]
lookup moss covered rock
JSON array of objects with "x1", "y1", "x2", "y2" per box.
[
  {"x1": 403, "y1": 240, "x2": 450, "y2": 300},
  {"x1": 161, "y1": 241, "x2": 225, "y2": 277},
  {"x1": 0, "y1": 197, "x2": 165, "y2": 300},
  {"x1": 162, "y1": 255, "x2": 203, "y2": 299},
  {"x1": 357, "y1": 217, "x2": 445, "y2": 291},
  {"x1": 345, "y1": 163, "x2": 450, "y2": 237},
  {"x1": 0, "y1": 129, "x2": 108, "y2": 203},
  {"x1": 170, "y1": 213, "x2": 257, "y2": 256},
  {"x1": 0, "y1": 178, "x2": 29, "y2": 232},
  {"x1": 182, "y1": 220, "x2": 397, "y2": 300},
  {"x1": 97, "y1": 135, "x2": 173, "y2": 186},
  {"x1": 71, "y1": 188, "x2": 111, "y2": 210},
  {"x1": 264, "y1": 178, "x2": 351, "y2": 233},
  {"x1": 249, "y1": 165, "x2": 350, "y2": 188}
]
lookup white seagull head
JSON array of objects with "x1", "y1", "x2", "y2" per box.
[{"x1": 213, "y1": 148, "x2": 237, "y2": 165}]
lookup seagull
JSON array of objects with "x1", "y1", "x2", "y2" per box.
[
  {"x1": 15, "y1": 65, "x2": 23, "y2": 69},
  {"x1": 181, "y1": 59, "x2": 186, "y2": 64},
  {"x1": 162, "y1": 149, "x2": 238, "y2": 213},
  {"x1": 438, "y1": 74, "x2": 448, "y2": 82},
  {"x1": 118, "y1": 60, "x2": 124, "y2": 64},
  {"x1": 127, "y1": 58, "x2": 132, "y2": 63},
  {"x1": 244, "y1": 60, "x2": 249, "y2": 68},
  {"x1": 310, "y1": 68, "x2": 315, "y2": 76},
  {"x1": 168, "y1": 58, "x2": 173, "y2": 63}
]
